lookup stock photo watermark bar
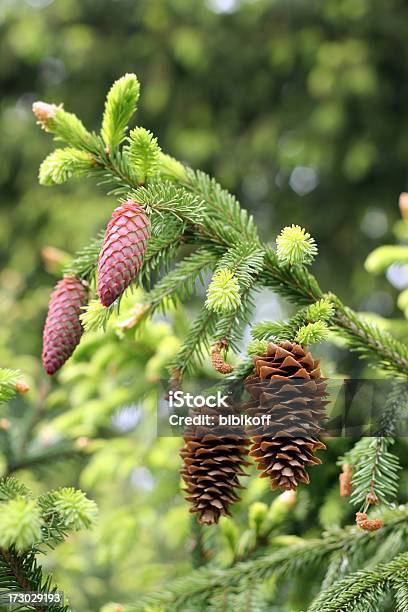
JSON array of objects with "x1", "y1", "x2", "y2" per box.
[{"x1": 156, "y1": 379, "x2": 408, "y2": 438}]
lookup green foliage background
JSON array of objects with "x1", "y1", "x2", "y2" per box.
[{"x1": 0, "y1": 0, "x2": 407, "y2": 610}]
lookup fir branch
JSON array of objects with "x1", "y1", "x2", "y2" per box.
[
  {"x1": 213, "y1": 286, "x2": 257, "y2": 352},
  {"x1": 333, "y1": 302, "x2": 408, "y2": 377},
  {"x1": 172, "y1": 308, "x2": 217, "y2": 376},
  {"x1": 307, "y1": 552, "x2": 408, "y2": 612},
  {"x1": 33, "y1": 102, "x2": 99, "y2": 153},
  {"x1": 147, "y1": 249, "x2": 217, "y2": 311},
  {"x1": 394, "y1": 577, "x2": 408, "y2": 612},
  {"x1": 182, "y1": 169, "x2": 259, "y2": 243},
  {"x1": 0, "y1": 548, "x2": 68, "y2": 611},
  {"x1": 345, "y1": 437, "x2": 401, "y2": 510},
  {"x1": 128, "y1": 181, "x2": 204, "y2": 227},
  {"x1": 6, "y1": 442, "x2": 84, "y2": 477},
  {"x1": 251, "y1": 298, "x2": 333, "y2": 344},
  {"x1": 0, "y1": 479, "x2": 30, "y2": 502},
  {"x1": 0, "y1": 370, "x2": 21, "y2": 404},
  {"x1": 140, "y1": 227, "x2": 186, "y2": 287},
  {"x1": 125, "y1": 127, "x2": 161, "y2": 183},
  {"x1": 377, "y1": 383, "x2": 408, "y2": 437},
  {"x1": 63, "y1": 233, "x2": 103, "y2": 282},
  {"x1": 35, "y1": 79, "x2": 408, "y2": 379},
  {"x1": 134, "y1": 507, "x2": 408, "y2": 610},
  {"x1": 101, "y1": 73, "x2": 140, "y2": 152},
  {"x1": 39, "y1": 148, "x2": 95, "y2": 186}
]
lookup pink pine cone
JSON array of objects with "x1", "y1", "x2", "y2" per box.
[
  {"x1": 98, "y1": 200, "x2": 150, "y2": 307},
  {"x1": 42, "y1": 277, "x2": 88, "y2": 375}
]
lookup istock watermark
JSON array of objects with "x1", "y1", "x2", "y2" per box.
[
  {"x1": 168, "y1": 390, "x2": 230, "y2": 409},
  {"x1": 157, "y1": 378, "x2": 408, "y2": 438}
]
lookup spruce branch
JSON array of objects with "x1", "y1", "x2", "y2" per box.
[
  {"x1": 140, "y1": 227, "x2": 186, "y2": 288},
  {"x1": 134, "y1": 507, "x2": 408, "y2": 610},
  {"x1": 333, "y1": 301, "x2": 408, "y2": 377},
  {"x1": 34, "y1": 78, "x2": 408, "y2": 378},
  {"x1": 172, "y1": 308, "x2": 217, "y2": 375},
  {"x1": 0, "y1": 369, "x2": 24, "y2": 404},
  {"x1": 32, "y1": 102, "x2": 98, "y2": 152},
  {"x1": 0, "y1": 481, "x2": 96, "y2": 610},
  {"x1": 182, "y1": 169, "x2": 259, "y2": 243},
  {"x1": 0, "y1": 479, "x2": 30, "y2": 502},
  {"x1": 147, "y1": 249, "x2": 217, "y2": 311},
  {"x1": 394, "y1": 577, "x2": 408, "y2": 612},
  {"x1": 251, "y1": 297, "x2": 334, "y2": 345},
  {"x1": 80, "y1": 299, "x2": 112, "y2": 332},
  {"x1": 63, "y1": 233, "x2": 103, "y2": 282},
  {"x1": 0, "y1": 548, "x2": 69, "y2": 612},
  {"x1": 41, "y1": 488, "x2": 98, "y2": 531},
  {"x1": 128, "y1": 181, "x2": 204, "y2": 227},
  {"x1": 101, "y1": 73, "x2": 140, "y2": 151},
  {"x1": 376, "y1": 383, "x2": 408, "y2": 437},
  {"x1": 276, "y1": 224, "x2": 318, "y2": 266},
  {"x1": 39, "y1": 148, "x2": 95, "y2": 186},
  {"x1": 307, "y1": 552, "x2": 408, "y2": 612},
  {"x1": 125, "y1": 127, "x2": 161, "y2": 183},
  {"x1": 295, "y1": 321, "x2": 329, "y2": 345},
  {"x1": 342, "y1": 437, "x2": 401, "y2": 510},
  {"x1": 5, "y1": 442, "x2": 86, "y2": 477}
]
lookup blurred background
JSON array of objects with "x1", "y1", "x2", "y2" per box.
[{"x1": 0, "y1": 0, "x2": 407, "y2": 609}]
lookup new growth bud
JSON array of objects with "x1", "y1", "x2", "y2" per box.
[
  {"x1": 276, "y1": 224, "x2": 318, "y2": 266},
  {"x1": 295, "y1": 321, "x2": 328, "y2": 346},
  {"x1": 15, "y1": 379, "x2": 29, "y2": 395},
  {"x1": 205, "y1": 269, "x2": 241, "y2": 313},
  {"x1": 32, "y1": 101, "x2": 61, "y2": 131}
]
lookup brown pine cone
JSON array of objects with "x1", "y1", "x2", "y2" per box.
[
  {"x1": 98, "y1": 201, "x2": 150, "y2": 307},
  {"x1": 42, "y1": 277, "x2": 88, "y2": 375},
  {"x1": 244, "y1": 341, "x2": 327, "y2": 491},
  {"x1": 180, "y1": 404, "x2": 250, "y2": 525}
]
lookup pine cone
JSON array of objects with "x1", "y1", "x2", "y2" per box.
[
  {"x1": 180, "y1": 404, "x2": 250, "y2": 525},
  {"x1": 245, "y1": 341, "x2": 327, "y2": 491},
  {"x1": 98, "y1": 201, "x2": 150, "y2": 307},
  {"x1": 42, "y1": 277, "x2": 88, "y2": 375}
]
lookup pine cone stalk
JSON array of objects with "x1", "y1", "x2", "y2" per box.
[
  {"x1": 98, "y1": 200, "x2": 150, "y2": 307},
  {"x1": 42, "y1": 277, "x2": 88, "y2": 375},
  {"x1": 245, "y1": 341, "x2": 327, "y2": 491}
]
